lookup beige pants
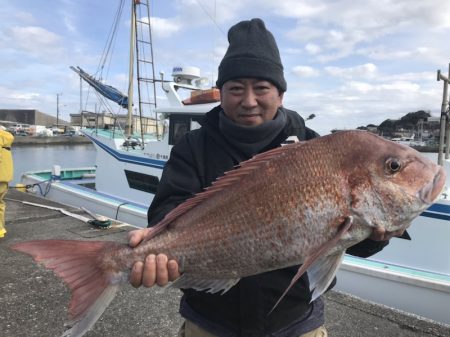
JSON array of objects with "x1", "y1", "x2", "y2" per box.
[
  {"x1": 179, "y1": 320, "x2": 328, "y2": 337},
  {"x1": 0, "y1": 182, "x2": 7, "y2": 237}
]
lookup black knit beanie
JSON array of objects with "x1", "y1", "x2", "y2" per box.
[{"x1": 216, "y1": 18, "x2": 287, "y2": 92}]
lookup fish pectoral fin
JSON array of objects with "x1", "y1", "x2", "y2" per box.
[
  {"x1": 268, "y1": 216, "x2": 353, "y2": 315},
  {"x1": 171, "y1": 274, "x2": 240, "y2": 294},
  {"x1": 308, "y1": 251, "x2": 346, "y2": 301}
]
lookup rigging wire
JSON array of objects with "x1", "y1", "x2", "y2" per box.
[
  {"x1": 193, "y1": 0, "x2": 226, "y2": 36},
  {"x1": 78, "y1": 0, "x2": 128, "y2": 132},
  {"x1": 97, "y1": 0, "x2": 126, "y2": 80}
]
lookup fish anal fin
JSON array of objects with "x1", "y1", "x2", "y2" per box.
[
  {"x1": 308, "y1": 252, "x2": 345, "y2": 301},
  {"x1": 268, "y1": 216, "x2": 353, "y2": 315},
  {"x1": 11, "y1": 240, "x2": 124, "y2": 337},
  {"x1": 171, "y1": 274, "x2": 240, "y2": 295}
]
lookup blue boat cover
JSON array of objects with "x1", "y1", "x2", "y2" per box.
[{"x1": 70, "y1": 66, "x2": 128, "y2": 108}]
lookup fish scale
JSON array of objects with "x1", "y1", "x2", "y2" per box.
[{"x1": 11, "y1": 130, "x2": 446, "y2": 337}]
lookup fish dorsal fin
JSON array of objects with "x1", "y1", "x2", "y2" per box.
[{"x1": 145, "y1": 142, "x2": 305, "y2": 241}]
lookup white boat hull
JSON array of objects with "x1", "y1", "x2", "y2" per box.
[
  {"x1": 84, "y1": 130, "x2": 168, "y2": 206},
  {"x1": 339, "y1": 253, "x2": 450, "y2": 325},
  {"x1": 21, "y1": 171, "x2": 148, "y2": 228}
]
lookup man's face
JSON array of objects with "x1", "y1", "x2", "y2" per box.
[{"x1": 220, "y1": 79, "x2": 284, "y2": 126}]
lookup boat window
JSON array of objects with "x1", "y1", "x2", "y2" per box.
[
  {"x1": 124, "y1": 170, "x2": 159, "y2": 194},
  {"x1": 169, "y1": 117, "x2": 190, "y2": 145},
  {"x1": 173, "y1": 122, "x2": 188, "y2": 144},
  {"x1": 168, "y1": 115, "x2": 205, "y2": 145},
  {"x1": 191, "y1": 120, "x2": 201, "y2": 130}
]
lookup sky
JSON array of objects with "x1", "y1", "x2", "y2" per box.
[{"x1": 1, "y1": 0, "x2": 450, "y2": 135}]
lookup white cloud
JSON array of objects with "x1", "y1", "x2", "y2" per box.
[
  {"x1": 305, "y1": 43, "x2": 321, "y2": 55},
  {"x1": 272, "y1": 0, "x2": 326, "y2": 18},
  {"x1": 281, "y1": 0, "x2": 450, "y2": 62},
  {"x1": 14, "y1": 11, "x2": 36, "y2": 25},
  {"x1": 325, "y1": 63, "x2": 377, "y2": 79},
  {"x1": 137, "y1": 17, "x2": 181, "y2": 39},
  {"x1": 5, "y1": 26, "x2": 65, "y2": 61},
  {"x1": 0, "y1": 86, "x2": 42, "y2": 109},
  {"x1": 357, "y1": 46, "x2": 430, "y2": 61},
  {"x1": 292, "y1": 65, "x2": 319, "y2": 77}
]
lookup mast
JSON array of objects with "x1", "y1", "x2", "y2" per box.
[
  {"x1": 126, "y1": 0, "x2": 137, "y2": 136},
  {"x1": 135, "y1": 0, "x2": 159, "y2": 141}
]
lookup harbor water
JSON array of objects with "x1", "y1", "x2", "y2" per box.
[{"x1": 11, "y1": 144, "x2": 96, "y2": 185}]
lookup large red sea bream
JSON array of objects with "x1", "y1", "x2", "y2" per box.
[{"x1": 12, "y1": 130, "x2": 446, "y2": 337}]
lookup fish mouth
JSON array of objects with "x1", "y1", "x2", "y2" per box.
[{"x1": 419, "y1": 166, "x2": 447, "y2": 204}]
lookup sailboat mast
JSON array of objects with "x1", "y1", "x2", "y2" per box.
[{"x1": 126, "y1": 0, "x2": 137, "y2": 136}]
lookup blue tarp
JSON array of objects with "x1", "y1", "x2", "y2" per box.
[{"x1": 70, "y1": 66, "x2": 129, "y2": 108}]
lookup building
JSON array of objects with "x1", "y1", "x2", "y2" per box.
[
  {"x1": 0, "y1": 109, "x2": 68, "y2": 127},
  {"x1": 70, "y1": 111, "x2": 159, "y2": 134}
]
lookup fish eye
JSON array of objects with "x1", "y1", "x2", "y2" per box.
[{"x1": 386, "y1": 158, "x2": 402, "y2": 173}]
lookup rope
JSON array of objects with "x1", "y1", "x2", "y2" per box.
[
  {"x1": 115, "y1": 202, "x2": 129, "y2": 220},
  {"x1": 8, "y1": 179, "x2": 53, "y2": 197}
]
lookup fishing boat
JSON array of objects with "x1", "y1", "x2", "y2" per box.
[
  {"x1": 21, "y1": 0, "x2": 219, "y2": 227},
  {"x1": 20, "y1": 0, "x2": 450, "y2": 326}
]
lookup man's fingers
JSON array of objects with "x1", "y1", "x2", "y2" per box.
[
  {"x1": 168, "y1": 260, "x2": 180, "y2": 281},
  {"x1": 156, "y1": 254, "x2": 169, "y2": 286},
  {"x1": 128, "y1": 228, "x2": 150, "y2": 247},
  {"x1": 129, "y1": 254, "x2": 179, "y2": 288},
  {"x1": 142, "y1": 254, "x2": 157, "y2": 287},
  {"x1": 128, "y1": 231, "x2": 143, "y2": 247},
  {"x1": 130, "y1": 261, "x2": 144, "y2": 288}
]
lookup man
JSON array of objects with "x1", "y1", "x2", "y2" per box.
[
  {"x1": 128, "y1": 18, "x2": 401, "y2": 337},
  {"x1": 0, "y1": 125, "x2": 14, "y2": 238}
]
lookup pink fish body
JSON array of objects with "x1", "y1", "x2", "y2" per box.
[{"x1": 12, "y1": 130, "x2": 446, "y2": 337}]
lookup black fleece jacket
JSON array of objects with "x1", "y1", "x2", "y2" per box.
[{"x1": 147, "y1": 105, "x2": 389, "y2": 336}]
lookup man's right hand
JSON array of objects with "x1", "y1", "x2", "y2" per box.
[{"x1": 128, "y1": 228, "x2": 180, "y2": 288}]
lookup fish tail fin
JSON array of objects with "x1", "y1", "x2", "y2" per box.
[{"x1": 11, "y1": 240, "x2": 124, "y2": 337}]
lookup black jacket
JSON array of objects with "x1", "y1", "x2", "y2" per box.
[{"x1": 147, "y1": 106, "x2": 389, "y2": 336}]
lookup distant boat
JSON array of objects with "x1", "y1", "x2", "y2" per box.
[{"x1": 390, "y1": 133, "x2": 427, "y2": 147}]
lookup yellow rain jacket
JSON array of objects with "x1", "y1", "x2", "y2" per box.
[{"x1": 0, "y1": 130, "x2": 14, "y2": 182}]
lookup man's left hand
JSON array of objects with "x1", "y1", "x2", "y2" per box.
[{"x1": 369, "y1": 227, "x2": 406, "y2": 241}]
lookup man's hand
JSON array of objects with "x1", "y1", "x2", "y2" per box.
[
  {"x1": 128, "y1": 228, "x2": 180, "y2": 288},
  {"x1": 369, "y1": 227, "x2": 406, "y2": 241}
]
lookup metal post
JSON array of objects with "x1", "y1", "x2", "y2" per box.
[
  {"x1": 56, "y1": 93, "x2": 62, "y2": 129},
  {"x1": 80, "y1": 76, "x2": 83, "y2": 128},
  {"x1": 126, "y1": 0, "x2": 136, "y2": 136},
  {"x1": 437, "y1": 64, "x2": 450, "y2": 166}
]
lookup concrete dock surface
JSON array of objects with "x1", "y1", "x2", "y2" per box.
[{"x1": 1, "y1": 189, "x2": 449, "y2": 337}]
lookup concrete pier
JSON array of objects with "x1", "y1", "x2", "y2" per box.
[
  {"x1": 12, "y1": 135, "x2": 92, "y2": 147},
  {"x1": 1, "y1": 189, "x2": 449, "y2": 337}
]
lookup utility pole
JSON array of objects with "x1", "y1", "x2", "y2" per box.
[
  {"x1": 80, "y1": 76, "x2": 83, "y2": 128},
  {"x1": 56, "y1": 92, "x2": 62, "y2": 129},
  {"x1": 437, "y1": 64, "x2": 450, "y2": 166}
]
